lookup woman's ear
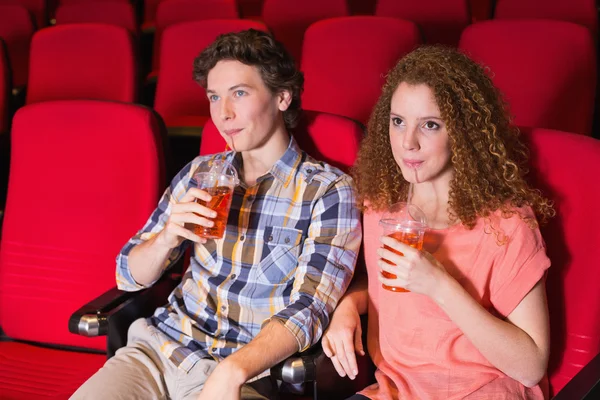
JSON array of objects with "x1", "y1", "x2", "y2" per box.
[{"x1": 277, "y1": 90, "x2": 293, "y2": 112}]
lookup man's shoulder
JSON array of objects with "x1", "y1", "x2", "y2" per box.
[{"x1": 298, "y1": 152, "x2": 353, "y2": 188}]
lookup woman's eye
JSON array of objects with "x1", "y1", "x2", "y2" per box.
[
  {"x1": 234, "y1": 90, "x2": 246, "y2": 97},
  {"x1": 209, "y1": 95, "x2": 219, "y2": 102},
  {"x1": 391, "y1": 117, "x2": 403, "y2": 126},
  {"x1": 424, "y1": 121, "x2": 440, "y2": 130}
]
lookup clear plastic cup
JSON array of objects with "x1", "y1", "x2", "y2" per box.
[
  {"x1": 379, "y1": 202, "x2": 428, "y2": 292},
  {"x1": 192, "y1": 159, "x2": 238, "y2": 239}
]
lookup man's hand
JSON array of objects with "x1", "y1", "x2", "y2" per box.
[{"x1": 196, "y1": 361, "x2": 244, "y2": 400}]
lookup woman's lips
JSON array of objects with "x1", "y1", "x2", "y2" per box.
[{"x1": 403, "y1": 159, "x2": 424, "y2": 168}]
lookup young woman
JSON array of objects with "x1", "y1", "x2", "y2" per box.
[{"x1": 322, "y1": 46, "x2": 555, "y2": 399}]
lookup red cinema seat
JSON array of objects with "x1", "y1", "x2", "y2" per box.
[
  {"x1": 301, "y1": 16, "x2": 420, "y2": 125},
  {"x1": 55, "y1": 1, "x2": 138, "y2": 34},
  {"x1": 200, "y1": 110, "x2": 363, "y2": 173},
  {"x1": 26, "y1": 23, "x2": 137, "y2": 104},
  {"x1": 0, "y1": 0, "x2": 47, "y2": 28},
  {"x1": 261, "y1": 0, "x2": 349, "y2": 65},
  {"x1": 523, "y1": 127, "x2": 600, "y2": 396},
  {"x1": 459, "y1": 20, "x2": 596, "y2": 136},
  {"x1": 375, "y1": 0, "x2": 470, "y2": 46},
  {"x1": 494, "y1": 0, "x2": 598, "y2": 37},
  {"x1": 154, "y1": 19, "x2": 268, "y2": 135},
  {"x1": 151, "y1": 0, "x2": 239, "y2": 76},
  {"x1": 0, "y1": 4, "x2": 35, "y2": 88},
  {"x1": 0, "y1": 100, "x2": 167, "y2": 399},
  {"x1": 0, "y1": 40, "x2": 9, "y2": 134}
]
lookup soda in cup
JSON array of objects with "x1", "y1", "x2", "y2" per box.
[
  {"x1": 192, "y1": 159, "x2": 238, "y2": 239},
  {"x1": 378, "y1": 202, "x2": 427, "y2": 292}
]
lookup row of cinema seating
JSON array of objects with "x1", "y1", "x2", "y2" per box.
[
  {"x1": 0, "y1": 17, "x2": 596, "y2": 140},
  {"x1": 0, "y1": 100, "x2": 599, "y2": 399},
  {"x1": 1, "y1": 0, "x2": 597, "y2": 87}
]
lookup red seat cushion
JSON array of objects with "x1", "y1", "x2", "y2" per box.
[
  {"x1": 375, "y1": 0, "x2": 470, "y2": 46},
  {"x1": 0, "y1": 4, "x2": 34, "y2": 88},
  {"x1": 262, "y1": 0, "x2": 349, "y2": 64},
  {"x1": 26, "y1": 24, "x2": 137, "y2": 104},
  {"x1": 0, "y1": 341, "x2": 105, "y2": 399},
  {"x1": 301, "y1": 16, "x2": 420, "y2": 124},
  {"x1": 154, "y1": 19, "x2": 268, "y2": 130},
  {"x1": 459, "y1": 20, "x2": 596, "y2": 136}
]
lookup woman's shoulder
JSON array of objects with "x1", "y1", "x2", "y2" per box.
[{"x1": 479, "y1": 205, "x2": 543, "y2": 247}]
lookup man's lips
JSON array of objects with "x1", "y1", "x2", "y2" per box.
[{"x1": 223, "y1": 128, "x2": 243, "y2": 136}]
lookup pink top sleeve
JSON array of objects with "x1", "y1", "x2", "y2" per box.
[{"x1": 490, "y1": 215, "x2": 551, "y2": 318}]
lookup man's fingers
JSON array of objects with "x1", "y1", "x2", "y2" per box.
[
  {"x1": 173, "y1": 202, "x2": 217, "y2": 219},
  {"x1": 181, "y1": 188, "x2": 212, "y2": 203},
  {"x1": 166, "y1": 222, "x2": 204, "y2": 244}
]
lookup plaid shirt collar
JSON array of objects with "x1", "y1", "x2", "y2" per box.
[{"x1": 229, "y1": 135, "x2": 303, "y2": 189}]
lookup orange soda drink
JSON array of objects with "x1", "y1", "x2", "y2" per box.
[
  {"x1": 379, "y1": 202, "x2": 427, "y2": 292},
  {"x1": 192, "y1": 159, "x2": 238, "y2": 239}
]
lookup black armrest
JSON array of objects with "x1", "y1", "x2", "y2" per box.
[
  {"x1": 69, "y1": 269, "x2": 182, "y2": 357},
  {"x1": 552, "y1": 351, "x2": 600, "y2": 400},
  {"x1": 272, "y1": 314, "x2": 376, "y2": 400}
]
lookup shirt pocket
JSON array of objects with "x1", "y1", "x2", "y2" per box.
[{"x1": 256, "y1": 226, "x2": 303, "y2": 285}]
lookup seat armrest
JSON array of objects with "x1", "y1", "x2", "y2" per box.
[
  {"x1": 69, "y1": 270, "x2": 182, "y2": 356},
  {"x1": 553, "y1": 351, "x2": 600, "y2": 400},
  {"x1": 271, "y1": 342, "x2": 324, "y2": 384}
]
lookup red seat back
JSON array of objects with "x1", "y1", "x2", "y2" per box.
[
  {"x1": 0, "y1": 0, "x2": 47, "y2": 28},
  {"x1": 524, "y1": 128, "x2": 600, "y2": 395},
  {"x1": 375, "y1": 0, "x2": 470, "y2": 46},
  {"x1": 152, "y1": 0, "x2": 239, "y2": 73},
  {"x1": 55, "y1": 1, "x2": 138, "y2": 34},
  {"x1": 0, "y1": 4, "x2": 34, "y2": 88},
  {"x1": 0, "y1": 100, "x2": 166, "y2": 351},
  {"x1": 459, "y1": 20, "x2": 596, "y2": 136},
  {"x1": 26, "y1": 23, "x2": 137, "y2": 104},
  {"x1": 301, "y1": 16, "x2": 421, "y2": 124},
  {"x1": 154, "y1": 19, "x2": 268, "y2": 129},
  {"x1": 494, "y1": 0, "x2": 598, "y2": 37},
  {"x1": 0, "y1": 40, "x2": 8, "y2": 134},
  {"x1": 200, "y1": 111, "x2": 363, "y2": 173},
  {"x1": 262, "y1": 0, "x2": 349, "y2": 64}
]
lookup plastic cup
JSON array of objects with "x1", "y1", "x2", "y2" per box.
[
  {"x1": 378, "y1": 202, "x2": 428, "y2": 292},
  {"x1": 192, "y1": 159, "x2": 238, "y2": 239}
]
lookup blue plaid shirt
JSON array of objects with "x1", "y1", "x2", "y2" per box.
[{"x1": 116, "y1": 137, "x2": 361, "y2": 379}]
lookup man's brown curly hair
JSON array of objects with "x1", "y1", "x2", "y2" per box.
[
  {"x1": 353, "y1": 46, "x2": 554, "y2": 228},
  {"x1": 193, "y1": 29, "x2": 304, "y2": 130}
]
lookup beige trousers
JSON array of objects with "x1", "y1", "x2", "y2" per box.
[{"x1": 70, "y1": 318, "x2": 278, "y2": 400}]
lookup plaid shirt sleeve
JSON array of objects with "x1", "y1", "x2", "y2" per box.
[
  {"x1": 115, "y1": 160, "x2": 196, "y2": 291},
  {"x1": 268, "y1": 173, "x2": 362, "y2": 351}
]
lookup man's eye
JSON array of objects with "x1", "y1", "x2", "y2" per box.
[{"x1": 209, "y1": 95, "x2": 219, "y2": 102}]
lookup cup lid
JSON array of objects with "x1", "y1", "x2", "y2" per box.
[
  {"x1": 196, "y1": 158, "x2": 239, "y2": 184},
  {"x1": 379, "y1": 202, "x2": 428, "y2": 228}
]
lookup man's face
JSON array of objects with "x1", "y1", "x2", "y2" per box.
[{"x1": 206, "y1": 60, "x2": 291, "y2": 152}]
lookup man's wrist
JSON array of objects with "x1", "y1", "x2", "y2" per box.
[{"x1": 218, "y1": 357, "x2": 248, "y2": 386}]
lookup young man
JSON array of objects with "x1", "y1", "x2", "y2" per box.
[{"x1": 71, "y1": 30, "x2": 361, "y2": 400}]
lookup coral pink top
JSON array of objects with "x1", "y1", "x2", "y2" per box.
[{"x1": 360, "y1": 207, "x2": 550, "y2": 400}]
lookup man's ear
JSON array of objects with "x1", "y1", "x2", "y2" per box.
[{"x1": 277, "y1": 90, "x2": 293, "y2": 112}]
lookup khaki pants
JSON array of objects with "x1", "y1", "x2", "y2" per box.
[{"x1": 71, "y1": 318, "x2": 278, "y2": 400}]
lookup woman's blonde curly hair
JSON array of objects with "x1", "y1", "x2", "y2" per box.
[{"x1": 353, "y1": 46, "x2": 554, "y2": 229}]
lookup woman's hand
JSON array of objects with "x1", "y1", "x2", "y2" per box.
[
  {"x1": 322, "y1": 302, "x2": 365, "y2": 380},
  {"x1": 377, "y1": 235, "x2": 450, "y2": 298},
  {"x1": 155, "y1": 188, "x2": 217, "y2": 248}
]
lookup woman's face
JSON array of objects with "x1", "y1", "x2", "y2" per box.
[{"x1": 388, "y1": 82, "x2": 453, "y2": 185}]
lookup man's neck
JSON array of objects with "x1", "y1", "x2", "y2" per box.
[{"x1": 240, "y1": 126, "x2": 290, "y2": 187}]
